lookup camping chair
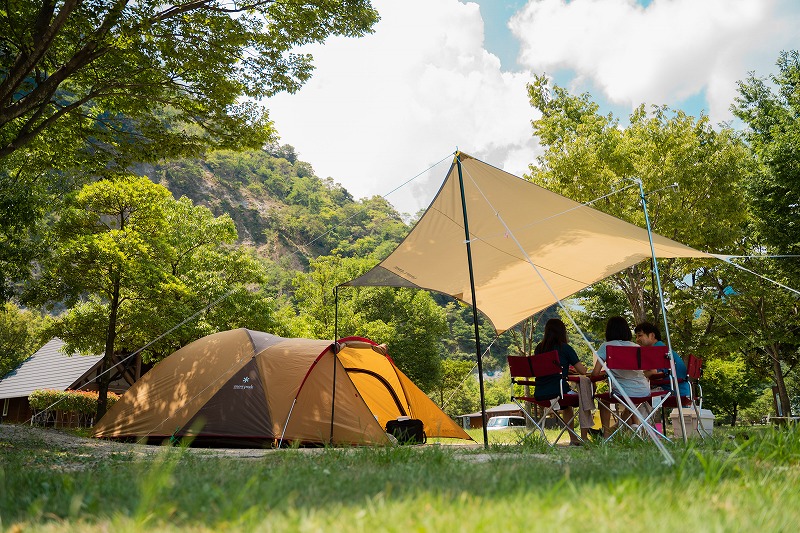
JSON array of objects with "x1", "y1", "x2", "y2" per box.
[
  {"x1": 508, "y1": 352, "x2": 582, "y2": 445},
  {"x1": 654, "y1": 353, "x2": 706, "y2": 437},
  {"x1": 594, "y1": 345, "x2": 671, "y2": 441}
]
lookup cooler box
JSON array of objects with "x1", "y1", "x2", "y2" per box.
[
  {"x1": 698, "y1": 408, "x2": 715, "y2": 435},
  {"x1": 670, "y1": 408, "x2": 715, "y2": 437}
]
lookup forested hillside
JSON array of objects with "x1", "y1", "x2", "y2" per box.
[{"x1": 138, "y1": 146, "x2": 409, "y2": 269}]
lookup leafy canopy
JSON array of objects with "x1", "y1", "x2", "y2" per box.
[{"x1": 0, "y1": 0, "x2": 380, "y2": 163}]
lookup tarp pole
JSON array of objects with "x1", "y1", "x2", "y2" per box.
[
  {"x1": 456, "y1": 152, "x2": 489, "y2": 448},
  {"x1": 334, "y1": 285, "x2": 339, "y2": 341},
  {"x1": 330, "y1": 345, "x2": 338, "y2": 446},
  {"x1": 636, "y1": 178, "x2": 688, "y2": 443}
]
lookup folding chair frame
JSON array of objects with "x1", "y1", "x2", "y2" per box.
[
  {"x1": 595, "y1": 345, "x2": 673, "y2": 442},
  {"x1": 508, "y1": 352, "x2": 583, "y2": 445},
  {"x1": 654, "y1": 353, "x2": 708, "y2": 438}
]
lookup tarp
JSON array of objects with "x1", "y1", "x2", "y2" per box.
[
  {"x1": 92, "y1": 329, "x2": 471, "y2": 446},
  {"x1": 345, "y1": 152, "x2": 711, "y2": 333}
]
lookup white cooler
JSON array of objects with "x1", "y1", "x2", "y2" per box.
[{"x1": 670, "y1": 408, "x2": 715, "y2": 437}]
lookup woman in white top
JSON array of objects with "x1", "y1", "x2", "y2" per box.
[{"x1": 591, "y1": 316, "x2": 650, "y2": 438}]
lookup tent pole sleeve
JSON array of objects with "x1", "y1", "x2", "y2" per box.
[
  {"x1": 456, "y1": 152, "x2": 489, "y2": 449},
  {"x1": 637, "y1": 178, "x2": 687, "y2": 443}
]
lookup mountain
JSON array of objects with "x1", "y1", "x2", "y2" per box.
[{"x1": 135, "y1": 146, "x2": 409, "y2": 269}]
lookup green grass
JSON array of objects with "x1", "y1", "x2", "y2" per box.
[{"x1": 2, "y1": 425, "x2": 800, "y2": 531}]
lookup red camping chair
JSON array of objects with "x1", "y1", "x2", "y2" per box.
[
  {"x1": 663, "y1": 354, "x2": 708, "y2": 437},
  {"x1": 594, "y1": 345, "x2": 671, "y2": 441},
  {"x1": 650, "y1": 354, "x2": 703, "y2": 419},
  {"x1": 508, "y1": 351, "x2": 582, "y2": 445}
]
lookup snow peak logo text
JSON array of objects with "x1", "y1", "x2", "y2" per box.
[{"x1": 234, "y1": 376, "x2": 254, "y2": 390}]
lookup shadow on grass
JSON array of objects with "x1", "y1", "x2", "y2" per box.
[{"x1": 2, "y1": 424, "x2": 799, "y2": 530}]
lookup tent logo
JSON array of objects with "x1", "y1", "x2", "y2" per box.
[{"x1": 234, "y1": 375, "x2": 254, "y2": 391}]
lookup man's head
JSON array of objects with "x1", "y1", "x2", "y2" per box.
[{"x1": 634, "y1": 322, "x2": 661, "y2": 347}]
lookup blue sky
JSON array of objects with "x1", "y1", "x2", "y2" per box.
[
  {"x1": 463, "y1": 0, "x2": 528, "y2": 70},
  {"x1": 266, "y1": 0, "x2": 800, "y2": 216}
]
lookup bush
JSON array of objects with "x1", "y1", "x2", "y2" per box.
[{"x1": 28, "y1": 389, "x2": 120, "y2": 415}]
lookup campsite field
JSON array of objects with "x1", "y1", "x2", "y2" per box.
[{"x1": 2, "y1": 424, "x2": 800, "y2": 532}]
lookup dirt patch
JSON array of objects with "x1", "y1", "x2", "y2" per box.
[{"x1": 0, "y1": 424, "x2": 491, "y2": 463}]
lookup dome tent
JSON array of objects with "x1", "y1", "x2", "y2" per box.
[{"x1": 93, "y1": 329, "x2": 471, "y2": 446}]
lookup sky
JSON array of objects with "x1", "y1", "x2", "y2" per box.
[{"x1": 265, "y1": 0, "x2": 800, "y2": 217}]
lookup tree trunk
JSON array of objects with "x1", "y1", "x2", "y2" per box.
[
  {"x1": 759, "y1": 296, "x2": 792, "y2": 418},
  {"x1": 618, "y1": 265, "x2": 647, "y2": 324},
  {"x1": 771, "y1": 349, "x2": 792, "y2": 418},
  {"x1": 96, "y1": 270, "x2": 121, "y2": 421}
]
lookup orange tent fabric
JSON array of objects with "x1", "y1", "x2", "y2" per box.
[{"x1": 93, "y1": 329, "x2": 471, "y2": 446}]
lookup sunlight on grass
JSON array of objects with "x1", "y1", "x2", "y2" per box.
[{"x1": 3, "y1": 424, "x2": 800, "y2": 531}]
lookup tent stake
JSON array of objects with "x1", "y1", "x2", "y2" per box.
[{"x1": 456, "y1": 152, "x2": 489, "y2": 449}]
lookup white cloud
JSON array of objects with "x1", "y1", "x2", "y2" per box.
[
  {"x1": 265, "y1": 0, "x2": 537, "y2": 216},
  {"x1": 510, "y1": 0, "x2": 800, "y2": 122}
]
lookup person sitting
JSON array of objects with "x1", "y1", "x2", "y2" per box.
[
  {"x1": 534, "y1": 318, "x2": 589, "y2": 444},
  {"x1": 591, "y1": 316, "x2": 651, "y2": 438},
  {"x1": 634, "y1": 321, "x2": 690, "y2": 399}
]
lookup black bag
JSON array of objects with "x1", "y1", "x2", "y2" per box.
[{"x1": 385, "y1": 418, "x2": 426, "y2": 445}]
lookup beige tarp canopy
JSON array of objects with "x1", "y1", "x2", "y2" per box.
[{"x1": 345, "y1": 152, "x2": 711, "y2": 333}]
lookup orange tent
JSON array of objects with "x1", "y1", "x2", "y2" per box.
[{"x1": 93, "y1": 329, "x2": 471, "y2": 446}]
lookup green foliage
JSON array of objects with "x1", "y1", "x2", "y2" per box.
[
  {"x1": 287, "y1": 255, "x2": 448, "y2": 391},
  {"x1": 702, "y1": 354, "x2": 762, "y2": 425},
  {"x1": 145, "y1": 148, "x2": 408, "y2": 275},
  {"x1": 28, "y1": 389, "x2": 120, "y2": 415},
  {"x1": 730, "y1": 50, "x2": 800, "y2": 417},
  {"x1": 527, "y1": 75, "x2": 753, "y2": 330},
  {"x1": 0, "y1": 302, "x2": 50, "y2": 378},
  {"x1": 29, "y1": 175, "x2": 273, "y2": 367},
  {"x1": 0, "y1": 1, "x2": 379, "y2": 164},
  {"x1": 733, "y1": 50, "x2": 800, "y2": 258},
  {"x1": 740, "y1": 388, "x2": 775, "y2": 425},
  {"x1": 431, "y1": 359, "x2": 478, "y2": 417},
  {"x1": 0, "y1": 2, "x2": 379, "y2": 302}
]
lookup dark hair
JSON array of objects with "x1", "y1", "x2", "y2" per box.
[
  {"x1": 605, "y1": 316, "x2": 632, "y2": 342},
  {"x1": 634, "y1": 321, "x2": 661, "y2": 341},
  {"x1": 535, "y1": 318, "x2": 568, "y2": 353}
]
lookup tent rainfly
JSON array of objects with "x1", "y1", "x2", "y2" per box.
[
  {"x1": 344, "y1": 152, "x2": 712, "y2": 334},
  {"x1": 93, "y1": 329, "x2": 472, "y2": 446}
]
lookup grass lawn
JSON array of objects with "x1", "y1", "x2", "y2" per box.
[{"x1": 2, "y1": 423, "x2": 800, "y2": 531}]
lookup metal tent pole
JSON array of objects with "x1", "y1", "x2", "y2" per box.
[
  {"x1": 636, "y1": 178, "x2": 688, "y2": 443},
  {"x1": 456, "y1": 152, "x2": 489, "y2": 449}
]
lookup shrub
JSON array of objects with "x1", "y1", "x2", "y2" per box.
[{"x1": 28, "y1": 389, "x2": 120, "y2": 415}]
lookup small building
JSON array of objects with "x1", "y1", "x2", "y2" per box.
[
  {"x1": 0, "y1": 338, "x2": 131, "y2": 426},
  {"x1": 459, "y1": 403, "x2": 524, "y2": 429}
]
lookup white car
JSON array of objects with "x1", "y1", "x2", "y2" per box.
[{"x1": 486, "y1": 415, "x2": 526, "y2": 430}]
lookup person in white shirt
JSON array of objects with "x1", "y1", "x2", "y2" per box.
[{"x1": 591, "y1": 316, "x2": 650, "y2": 438}]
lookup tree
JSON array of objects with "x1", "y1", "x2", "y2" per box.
[
  {"x1": 731, "y1": 50, "x2": 800, "y2": 417},
  {"x1": 431, "y1": 359, "x2": 475, "y2": 410},
  {"x1": 0, "y1": 302, "x2": 50, "y2": 378},
  {"x1": 0, "y1": 1, "x2": 379, "y2": 301},
  {"x1": 31, "y1": 175, "x2": 272, "y2": 418},
  {"x1": 0, "y1": 1, "x2": 379, "y2": 163},
  {"x1": 702, "y1": 355, "x2": 761, "y2": 426},
  {"x1": 288, "y1": 255, "x2": 448, "y2": 391},
  {"x1": 526, "y1": 75, "x2": 753, "y2": 340},
  {"x1": 733, "y1": 50, "x2": 800, "y2": 259}
]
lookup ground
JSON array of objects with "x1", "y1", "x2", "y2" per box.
[{"x1": 0, "y1": 424, "x2": 508, "y2": 465}]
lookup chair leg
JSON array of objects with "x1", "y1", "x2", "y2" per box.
[{"x1": 511, "y1": 399, "x2": 548, "y2": 443}]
